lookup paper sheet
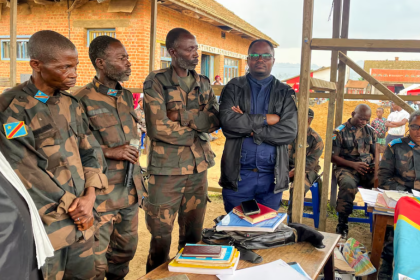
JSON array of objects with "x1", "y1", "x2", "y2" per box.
[
  {"x1": 216, "y1": 259, "x2": 308, "y2": 280},
  {"x1": 358, "y1": 188, "x2": 379, "y2": 206},
  {"x1": 412, "y1": 189, "x2": 420, "y2": 197}
]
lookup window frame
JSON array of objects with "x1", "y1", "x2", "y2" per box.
[
  {"x1": 0, "y1": 35, "x2": 31, "y2": 61},
  {"x1": 86, "y1": 28, "x2": 116, "y2": 47},
  {"x1": 160, "y1": 45, "x2": 172, "y2": 69}
]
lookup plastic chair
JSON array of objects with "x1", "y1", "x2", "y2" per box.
[
  {"x1": 348, "y1": 203, "x2": 373, "y2": 232},
  {"x1": 302, "y1": 182, "x2": 321, "y2": 228}
]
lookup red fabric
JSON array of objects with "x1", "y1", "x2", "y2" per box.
[{"x1": 132, "y1": 93, "x2": 141, "y2": 109}]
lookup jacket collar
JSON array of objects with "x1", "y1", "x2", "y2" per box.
[
  {"x1": 92, "y1": 77, "x2": 124, "y2": 98},
  {"x1": 22, "y1": 77, "x2": 62, "y2": 105}
]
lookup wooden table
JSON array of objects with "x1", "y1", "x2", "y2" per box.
[
  {"x1": 139, "y1": 232, "x2": 340, "y2": 280},
  {"x1": 367, "y1": 207, "x2": 394, "y2": 280}
]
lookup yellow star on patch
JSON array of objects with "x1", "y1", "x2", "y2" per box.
[{"x1": 7, "y1": 126, "x2": 11, "y2": 129}]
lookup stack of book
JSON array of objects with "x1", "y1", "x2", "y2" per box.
[
  {"x1": 168, "y1": 244, "x2": 240, "y2": 275},
  {"x1": 374, "y1": 191, "x2": 413, "y2": 216},
  {"x1": 217, "y1": 203, "x2": 287, "y2": 232}
]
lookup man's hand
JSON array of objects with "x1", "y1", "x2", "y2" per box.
[
  {"x1": 266, "y1": 114, "x2": 280, "y2": 125},
  {"x1": 73, "y1": 215, "x2": 94, "y2": 231},
  {"x1": 103, "y1": 144, "x2": 139, "y2": 164},
  {"x1": 289, "y1": 169, "x2": 295, "y2": 178},
  {"x1": 351, "y1": 162, "x2": 369, "y2": 175},
  {"x1": 68, "y1": 187, "x2": 96, "y2": 230},
  {"x1": 167, "y1": 110, "x2": 180, "y2": 122},
  {"x1": 232, "y1": 106, "x2": 243, "y2": 114}
]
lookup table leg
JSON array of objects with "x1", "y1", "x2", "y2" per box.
[
  {"x1": 368, "y1": 214, "x2": 388, "y2": 280},
  {"x1": 323, "y1": 251, "x2": 334, "y2": 280}
]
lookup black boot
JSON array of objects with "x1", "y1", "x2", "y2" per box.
[{"x1": 336, "y1": 214, "x2": 349, "y2": 239}]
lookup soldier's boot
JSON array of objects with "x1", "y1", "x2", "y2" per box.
[
  {"x1": 378, "y1": 259, "x2": 393, "y2": 280},
  {"x1": 336, "y1": 214, "x2": 349, "y2": 239}
]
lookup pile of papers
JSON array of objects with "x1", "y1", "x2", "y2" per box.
[
  {"x1": 216, "y1": 211, "x2": 287, "y2": 232},
  {"x1": 168, "y1": 244, "x2": 240, "y2": 275}
]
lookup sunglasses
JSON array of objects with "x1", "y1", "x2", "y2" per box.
[
  {"x1": 248, "y1": 53, "x2": 273, "y2": 61},
  {"x1": 409, "y1": 124, "x2": 420, "y2": 131}
]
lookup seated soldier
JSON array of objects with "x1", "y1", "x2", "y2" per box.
[
  {"x1": 287, "y1": 108, "x2": 324, "y2": 222},
  {"x1": 377, "y1": 110, "x2": 420, "y2": 280},
  {"x1": 332, "y1": 104, "x2": 376, "y2": 238}
]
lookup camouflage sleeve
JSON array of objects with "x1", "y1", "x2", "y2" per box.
[
  {"x1": 332, "y1": 130, "x2": 342, "y2": 156},
  {"x1": 78, "y1": 104, "x2": 108, "y2": 190},
  {"x1": 253, "y1": 89, "x2": 298, "y2": 146},
  {"x1": 0, "y1": 113, "x2": 77, "y2": 226},
  {"x1": 144, "y1": 77, "x2": 195, "y2": 146},
  {"x1": 306, "y1": 136, "x2": 324, "y2": 172},
  {"x1": 378, "y1": 145, "x2": 403, "y2": 190},
  {"x1": 179, "y1": 87, "x2": 220, "y2": 133}
]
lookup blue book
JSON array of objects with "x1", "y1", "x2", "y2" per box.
[
  {"x1": 177, "y1": 244, "x2": 234, "y2": 263},
  {"x1": 216, "y1": 212, "x2": 287, "y2": 232}
]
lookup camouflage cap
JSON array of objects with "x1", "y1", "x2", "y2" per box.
[{"x1": 308, "y1": 108, "x2": 314, "y2": 118}]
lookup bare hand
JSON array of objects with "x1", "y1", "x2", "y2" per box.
[
  {"x1": 232, "y1": 106, "x2": 244, "y2": 114},
  {"x1": 73, "y1": 215, "x2": 94, "y2": 231},
  {"x1": 266, "y1": 114, "x2": 280, "y2": 125},
  {"x1": 68, "y1": 188, "x2": 95, "y2": 226},
  {"x1": 352, "y1": 162, "x2": 369, "y2": 175},
  {"x1": 167, "y1": 110, "x2": 180, "y2": 122},
  {"x1": 103, "y1": 144, "x2": 139, "y2": 164},
  {"x1": 289, "y1": 169, "x2": 295, "y2": 178}
]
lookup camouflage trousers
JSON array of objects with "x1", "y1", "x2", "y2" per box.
[
  {"x1": 287, "y1": 171, "x2": 320, "y2": 221},
  {"x1": 335, "y1": 167, "x2": 374, "y2": 216},
  {"x1": 41, "y1": 231, "x2": 95, "y2": 280},
  {"x1": 94, "y1": 203, "x2": 139, "y2": 280},
  {"x1": 144, "y1": 171, "x2": 208, "y2": 273}
]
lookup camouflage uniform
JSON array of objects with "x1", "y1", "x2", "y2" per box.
[
  {"x1": 143, "y1": 66, "x2": 219, "y2": 272},
  {"x1": 287, "y1": 127, "x2": 324, "y2": 219},
  {"x1": 74, "y1": 77, "x2": 147, "y2": 279},
  {"x1": 332, "y1": 119, "x2": 376, "y2": 216},
  {"x1": 0, "y1": 79, "x2": 108, "y2": 280}
]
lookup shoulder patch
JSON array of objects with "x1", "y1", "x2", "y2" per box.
[
  {"x1": 388, "y1": 138, "x2": 402, "y2": 147},
  {"x1": 335, "y1": 124, "x2": 345, "y2": 132},
  {"x1": 3, "y1": 121, "x2": 28, "y2": 139},
  {"x1": 408, "y1": 141, "x2": 416, "y2": 148},
  {"x1": 143, "y1": 80, "x2": 153, "y2": 90},
  {"x1": 332, "y1": 134, "x2": 337, "y2": 140}
]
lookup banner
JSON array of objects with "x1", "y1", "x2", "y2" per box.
[{"x1": 370, "y1": 69, "x2": 420, "y2": 83}]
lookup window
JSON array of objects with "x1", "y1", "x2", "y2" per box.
[
  {"x1": 1, "y1": 38, "x2": 30, "y2": 61},
  {"x1": 201, "y1": 54, "x2": 214, "y2": 81},
  {"x1": 87, "y1": 29, "x2": 116, "y2": 46},
  {"x1": 223, "y1": 58, "x2": 239, "y2": 84},
  {"x1": 160, "y1": 45, "x2": 171, "y2": 69}
]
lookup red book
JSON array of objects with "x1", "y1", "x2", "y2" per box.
[{"x1": 232, "y1": 203, "x2": 277, "y2": 224}]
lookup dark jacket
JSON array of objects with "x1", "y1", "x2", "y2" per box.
[{"x1": 219, "y1": 75, "x2": 298, "y2": 193}]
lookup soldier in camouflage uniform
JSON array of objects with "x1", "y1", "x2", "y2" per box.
[
  {"x1": 287, "y1": 108, "x2": 324, "y2": 222},
  {"x1": 377, "y1": 110, "x2": 420, "y2": 280},
  {"x1": 0, "y1": 30, "x2": 108, "y2": 279},
  {"x1": 74, "y1": 36, "x2": 146, "y2": 280},
  {"x1": 332, "y1": 104, "x2": 376, "y2": 237},
  {"x1": 143, "y1": 28, "x2": 220, "y2": 272}
]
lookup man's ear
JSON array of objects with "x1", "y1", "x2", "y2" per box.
[
  {"x1": 30, "y1": 59, "x2": 42, "y2": 73},
  {"x1": 95, "y1": 57, "x2": 105, "y2": 71},
  {"x1": 168, "y1": 47, "x2": 176, "y2": 58},
  {"x1": 351, "y1": 111, "x2": 355, "y2": 118}
]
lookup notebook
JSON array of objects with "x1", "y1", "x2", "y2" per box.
[{"x1": 216, "y1": 212, "x2": 286, "y2": 232}]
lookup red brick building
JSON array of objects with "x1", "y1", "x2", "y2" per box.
[{"x1": 0, "y1": 0, "x2": 277, "y2": 90}]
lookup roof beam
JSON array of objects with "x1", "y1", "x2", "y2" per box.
[
  {"x1": 339, "y1": 51, "x2": 414, "y2": 113},
  {"x1": 311, "y1": 38, "x2": 420, "y2": 52},
  {"x1": 310, "y1": 77, "x2": 336, "y2": 91},
  {"x1": 309, "y1": 92, "x2": 420, "y2": 101},
  {"x1": 67, "y1": 0, "x2": 89, "y2": 12}
]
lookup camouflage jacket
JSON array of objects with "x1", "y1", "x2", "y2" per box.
[
  {"x1": 0, "y1": 79, "x2": 108, "y2": 251},
  {"x1": 143, "y1": 66, "x2": 220, "y2": 175},
  {"x1": 135, "y1": 106, "x2": 146, "y2": 134},
  {"x1": 289, "y1": 127, "x2": 324, "y2": 173},
  {"x1": 332, "y1": 119, "x2": 376, "y2": 164},
  {"x1": 74, "y1": 77, "x2": 146, "y2": 212},
  {"x1": 379, "y1": 136, "x2": 420, "y2": 191}
]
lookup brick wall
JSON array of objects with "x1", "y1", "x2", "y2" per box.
[{"x1": 0, "y1": 0, "x2": 249, "y2": 89}]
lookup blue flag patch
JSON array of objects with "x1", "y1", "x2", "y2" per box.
[
  {"x1": 3, "y1": 121, "x2": 28, "y2": 139},
  {"x1": 389, "y1": 138, "x2": 402, "y2": 147},
  {"x1": 34, "y1": 90, "x2": 50, "y2": 103}
]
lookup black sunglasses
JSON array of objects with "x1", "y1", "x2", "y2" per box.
[
  {"x1": 409, "y1": 124, "x2": 420, "y2": 131},
  {"x1": 248, "y1": 53, "x2": 273, "y2": 61}
]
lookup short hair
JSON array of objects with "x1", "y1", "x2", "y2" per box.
[
  {"x1": 409, "y1": 110, "x2": 420, "y2": 124},
  {"x1": 248, "y1": 39, "x2": 275, "y2": 55},
  {"x1": 377, "y1": 107, "x2": 384, "y2": 112},
  {"x1": 165, "y1": 28, "x2": 192, "y2": 50},
  {"x1": 89, "y1": 35, "x2": 121, "y2": 69},
  {"x1": 28, "y1": 30, "x2": 76, "y2": 63}
]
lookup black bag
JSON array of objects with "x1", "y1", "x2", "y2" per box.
[{"x1": 201, "y1": 215, "x2": 298, "y2": 263}]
